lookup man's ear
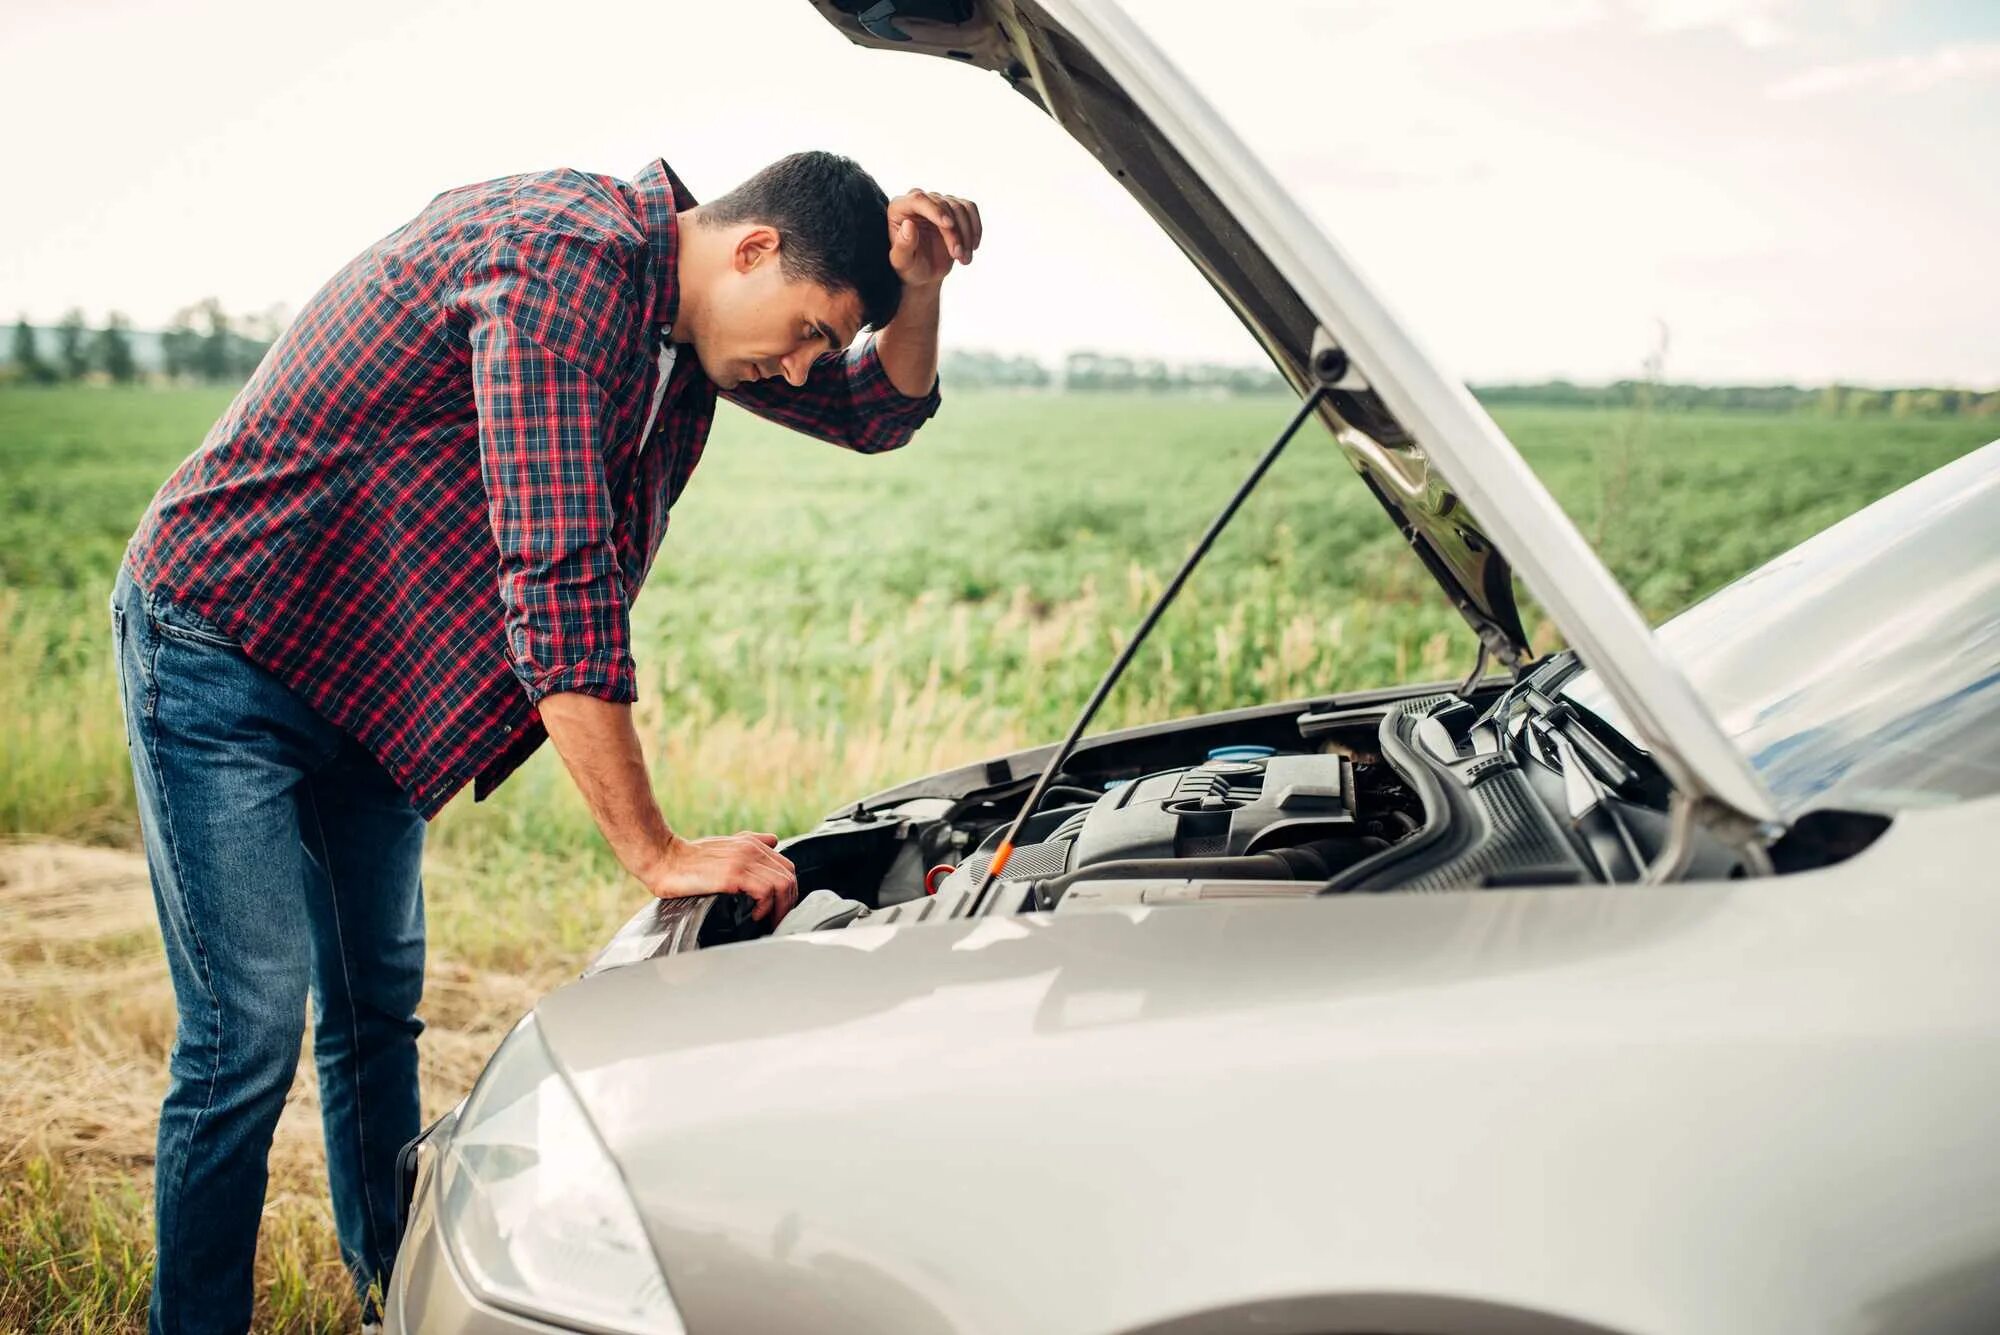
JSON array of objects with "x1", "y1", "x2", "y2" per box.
[{"x1": 733, "y1": 224, "x2": 782, "y2": 275}]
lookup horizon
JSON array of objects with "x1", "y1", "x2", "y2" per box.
[
  {"x1": 5, "y1": 312, "x2": 1995, "y2": 394},
  {"x1": 7, "y1": 315, "x2": 1992, "y2": 393}
]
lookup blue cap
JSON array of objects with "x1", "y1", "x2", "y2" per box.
[{"x1": 1206, "y1": 744, "x2": 1276, "y2": 761}]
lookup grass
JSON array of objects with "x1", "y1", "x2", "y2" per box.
[{"x1": 0, "y1": 383, "x2": 1991, "y2": 1330}]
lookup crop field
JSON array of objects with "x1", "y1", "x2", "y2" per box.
[{"x1": 1, "y1": 383, "x2": 1992, "y2": 1329}]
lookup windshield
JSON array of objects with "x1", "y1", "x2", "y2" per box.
[{"x1": 1565, "y1": 440, "x2": 2000, "y2": 816}]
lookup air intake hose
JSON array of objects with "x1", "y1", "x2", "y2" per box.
[{"x1": 1026, "y1": 836, "x2": 1384, "y2": 904}]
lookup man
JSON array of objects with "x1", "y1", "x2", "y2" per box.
[{"x1": 111, "y1": 150, "x2": 979, "y2": 1333}]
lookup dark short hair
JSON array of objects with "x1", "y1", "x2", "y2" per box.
[{"x1": 700, "y1": 151, "x2": 901, "y2": 331}]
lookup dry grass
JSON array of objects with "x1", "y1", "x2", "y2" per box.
[{"x1": 0, "y1": 840, "x2": 569, "y2": 1333}]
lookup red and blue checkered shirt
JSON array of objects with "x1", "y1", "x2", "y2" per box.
[{"x1": 126, "y1": 158, "x2": 941, "y2": 817}]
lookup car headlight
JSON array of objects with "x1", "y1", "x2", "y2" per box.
[{"x1": 438, "y1": 1014, "x2": 684, "y2": 1334}]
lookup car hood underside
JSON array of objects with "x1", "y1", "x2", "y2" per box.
[{"x1": 803, "y1": 0, "x2": 1782, "y2": 833}]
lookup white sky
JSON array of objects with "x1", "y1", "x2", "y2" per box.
[{"x1": 1, "y1": 0, "x2": 1994, "y2": 385}]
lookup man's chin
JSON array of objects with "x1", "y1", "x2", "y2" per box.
[{"x1": 690, "y1": 346, "x2": 736, "y2": 389}]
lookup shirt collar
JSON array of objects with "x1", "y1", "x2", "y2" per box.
[{"x1": 627, "y1": 158, "x2": 699, "y2": 336}]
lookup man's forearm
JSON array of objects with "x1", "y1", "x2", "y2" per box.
[
  {"x1": 537, "y1": 690, "x2": 800, "y2": 917},
  {"x1": 538, "y1": 691, "x2": 672, "y2": 884},
  {"x1": 874, "y1": 279, "x2": 941, "y2": 397}
]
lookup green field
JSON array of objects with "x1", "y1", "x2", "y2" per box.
[{"x1": 1, "y1": 384, "x2": 1992, "y2": 1329}]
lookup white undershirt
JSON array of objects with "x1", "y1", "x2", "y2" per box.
[{"x1": 638, "y1": 334, "x2": 678, "y2": 455}]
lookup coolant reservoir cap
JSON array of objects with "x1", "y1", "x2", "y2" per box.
[{"x1": 1207, "y1": 744, "x2": 1276, "y2": 761}]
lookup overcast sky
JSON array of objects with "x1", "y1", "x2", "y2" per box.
[{"x1": 2, "y1": 0, "x2": 1994, "y2": 385}]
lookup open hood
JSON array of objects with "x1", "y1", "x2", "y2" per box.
[{"x1": 806, "y1": 0, "x2": 1782, "y2": 833}]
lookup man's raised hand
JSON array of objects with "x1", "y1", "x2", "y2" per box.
[{"x1": 888, "y1": 188, "x2": 983, "y2": 289}]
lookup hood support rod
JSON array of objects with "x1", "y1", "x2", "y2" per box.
[
  {"x1": 967, "y1": 372, "x2": 1338, "y2": 917},
  {"x1": 1454, "y1": 640, "x2": 1491, "y2": 702}
]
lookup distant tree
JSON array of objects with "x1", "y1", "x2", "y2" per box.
[
  {"x1": 56, "y1": 308, "x2": 91, "y2": 381},
  {"x1": 10, "y1": 316, "x2": 56, "y2": 385},
  {"x1": 195, "y1": 298, "x2": 230, "y2": 382},
  {"x1": 160, "y1": 307, "x2": 198, "y2": 380},
  {"x1": 940, "y1": 348, "x2": 1054, "y2": 389},
  {"x1": 224, "y1": 302, "x2": 283, "y2": 379},
  {"x1": 93, "y1": 312, "x2": 138, "y2": 384},
  {"x1": 241, "y1": 302, "x2": 290, "y2": 346},
  {"x1": 1009, "y1": 354, "x2": 1052, "y2": 388},
  {"x1": 1063, "y1": 350, "x2": 1097, "y2": 391}
]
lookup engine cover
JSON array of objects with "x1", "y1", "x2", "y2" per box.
[
  {"x1": 872, "y1": 752, "x2": 1362, "y2": 920},
  {"x1": 1068, "y1": 752, "x2": 1356, "y2": 867}
]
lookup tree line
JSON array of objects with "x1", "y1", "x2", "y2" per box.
[
  {"x1": 8, "y1": 322, "x2": 1994, "y2": 418},
  {"x1": 1471, "y1": 378, "x2": 2000, "y2": 420},
  {"x1": 4, "y1": 301, "x2": 284, "y2": 386},
  {"x1": 941, "y1": 348, "x2": 1288, "y2": 395},
  {"x1": 944, "y1": 350, "x2": 1997, "y2": 418},
  {"x1": 9, "y1": 310, "x2": 140, "y2": 384}
]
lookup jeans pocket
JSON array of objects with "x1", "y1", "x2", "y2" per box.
[
  {"x1": 110, "y1": 587, "x2": 161, "y2": 727},
  {"x1": 150, "y1": 620, "x2": 238, "y2": 651},
  {"x1": 146, "y1": 595, "x2": 239, "y2": 651},
  {"x1": 109, "y1": 602, "x2": 132, "y2": 742}
]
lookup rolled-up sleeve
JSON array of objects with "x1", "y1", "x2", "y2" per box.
[
  {"x1": 457, "y1": 227, "x2": 638, "y2": 705},
  {"x1": 722, "y1": 332, "x2": 942, "y2": 454}
]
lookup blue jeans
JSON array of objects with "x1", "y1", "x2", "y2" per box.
[{"x1": 112, "y1": 568, "x2": 426, "y2": 1334}]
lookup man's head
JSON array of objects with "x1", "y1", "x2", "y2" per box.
[{"x1": 676, "y1": 151, "x2": 901, "y2": 390}]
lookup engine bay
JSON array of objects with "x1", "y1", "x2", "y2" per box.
[
  {"x1": 582, "y1": 659, "x2": 1884, "y2": 971},
  {"x1": 780, "y1": 658, "x2": 1693, "y2": 925}
]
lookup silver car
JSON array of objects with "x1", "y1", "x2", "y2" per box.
[{"x1": 385, "y1": 2, "x2": 2000, "y2": 1332}]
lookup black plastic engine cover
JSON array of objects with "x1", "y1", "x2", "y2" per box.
[{"x1": 1068, "y1": 753, "x2": 1356, "y2": 867}]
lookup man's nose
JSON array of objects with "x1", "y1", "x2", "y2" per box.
[{"x1": 780, "y1": 350, "x2": 813, "y2": 387}]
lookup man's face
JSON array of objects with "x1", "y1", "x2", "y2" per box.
[{"x1": 691, "y1": 225, "x2": 866, "y2": 391}]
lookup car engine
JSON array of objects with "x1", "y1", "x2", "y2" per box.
[
  {"x1": 583, "y1": 669, "x2": 1783, "y2": 971},
  {"x1": 908, "y1": 748, "x2": 1382, "y2": 916}
]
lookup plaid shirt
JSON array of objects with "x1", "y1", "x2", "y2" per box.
[{"x1": 127, "y1": 158, "x2": 941, "y2": 818}]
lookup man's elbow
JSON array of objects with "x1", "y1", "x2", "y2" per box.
[
  {"x1": 848, "y1": 384, "x2": 943, "y2": 455},
  {"x1": 849, "y1": 420, "x2": 921, "y2": 456}
]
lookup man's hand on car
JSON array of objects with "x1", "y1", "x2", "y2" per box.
[
  {"x1": 647, "y1": 830, "x2": 799, "y2": 923},
  {"x1": 538, "y1": 692, "x2": 801, "y2": 923}
]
